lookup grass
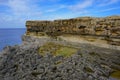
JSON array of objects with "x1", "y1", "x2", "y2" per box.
[{"x1": 38, "y1": 42, "x2": 78, "y2": 57}]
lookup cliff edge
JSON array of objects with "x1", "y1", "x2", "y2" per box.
[
  {"x1": 26, "y1": 16, "x2": 120, "y2": 38},
  {"x1": 24, "y1": 16, "x2": 120, "y2": 49}
]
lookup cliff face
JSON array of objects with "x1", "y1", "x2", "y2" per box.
[{"x1": 26, "y1": 16, "x2": 120, "y2": 38}]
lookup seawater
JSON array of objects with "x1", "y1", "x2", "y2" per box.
[{"x1": 0, "y1": 28, "x2": 25, "y2": 51}]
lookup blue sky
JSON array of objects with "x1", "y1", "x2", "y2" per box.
[{"x1": 0, "y1": 0, "x2": 120, "y2": 28}]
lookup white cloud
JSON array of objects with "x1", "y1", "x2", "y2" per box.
[
  {"x1": 98, "y1": 0, "x2": 119, "y2": 6},
  {"x1": 69, "y1": 0, "x2": 93, "y2": 11},
  {"x1": 8, "y1": 0, "x2": 42, "y2": 16},
  {"x1": 8, "y1": 0, "x2": 30, "y2": 14},
  {"x1": 0, "y1": 0, "x2": 43, "y2": 28},
  {"x1": 0, "y1": 0, "x2": 42, "y2": 22},
  {"x1": 95, "y1": 7, "x2": 120, "y2": 12},
  {"x1": 44, "y1": 0, "x2": 94, "y2": 14},
  {"x1": 45, "y1": 5, "x2": 66, "y2": 13}
]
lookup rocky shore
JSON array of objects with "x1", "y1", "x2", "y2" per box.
[
  {"x1": 0, "y1": 16, "x2": 120, "y2": 80},
  {"x1": 0, "y1": 35, "x2": 120, "y2": 80}
]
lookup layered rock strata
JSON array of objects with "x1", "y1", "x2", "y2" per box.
[
  {"x1": 26, "y1": 16, "x2": 120, "y2": 38},
  {"x1": 25, "y1": 16, "x2": 120, "y2": 46}
]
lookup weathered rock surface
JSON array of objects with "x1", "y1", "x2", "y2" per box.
[
  {"x1": 0, "y1": 16, "x2": 120, "y2": 80},
  {"x1": 0, "y1": 40, "x2": 120, "y2": 80},
  {"x1": 26, "y1": 16, "x2": 120, "y2": 46},
  {"x1": 26, "y1": 16, "x2": 120, "y2": 38}
]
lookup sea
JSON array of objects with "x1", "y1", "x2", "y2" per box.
[{"x1": 0, "y1": 28, "x2": 26, "y2": 51}]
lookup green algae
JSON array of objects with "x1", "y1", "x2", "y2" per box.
[
  {"x1": 110, "y1": 70, "x2": 120, "y2": 80},
  {"x1": 55, "y1": 47, "x2": 77, "y2": 57},
  {"x1": 38, "y1": 42, "x2": 78, "y2": 57}
]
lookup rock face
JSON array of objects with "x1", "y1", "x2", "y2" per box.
[{"x1": 26, "y1": 16, "x2": 120, "y2": 38}]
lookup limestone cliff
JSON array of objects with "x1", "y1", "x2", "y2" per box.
[
  {"x1": 25, "y1": 16, "x2": 120, "y2": 46},
  {"x1": 26, "y1": 16, "x2": 120, "y2": 38}
]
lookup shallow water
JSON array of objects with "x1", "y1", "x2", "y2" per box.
[{"x1": 0, "y1": 28, "x2": 25, "y2": 51}]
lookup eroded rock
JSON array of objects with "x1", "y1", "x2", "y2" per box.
[{"x1": 0, "y1": 42, "x2": 120, "y2": 80}]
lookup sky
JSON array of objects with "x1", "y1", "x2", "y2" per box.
[{"x1": 0, "y1": 0, "x2": 120, "y2": 28}]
